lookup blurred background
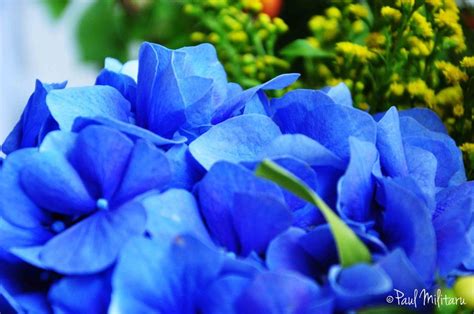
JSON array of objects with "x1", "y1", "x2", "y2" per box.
[{"x1": 1, "y1": 0, "x2": 473, "y2": 171}]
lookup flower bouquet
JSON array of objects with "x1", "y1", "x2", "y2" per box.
[{"x1": 0, "y1": 42, "x2": 472, "y2": 313}]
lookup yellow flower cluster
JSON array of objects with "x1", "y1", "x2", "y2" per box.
[
  {"x1": 336, "y1": 42, "x2": 376, "y2": 63},
  {"x1": 412, "y1": 12, "x2": 434, "y2": 38},
  {"x1": 348, "y1": 4, "x2": 369, "y2": 19},
  {"x1": 461, "y1": 143, "x2": 474, "y2": 153},
  {"x1": 435, "y1": 61, "x2": 468, "y2": 84},
  {"x1": 461, "y1": 56, "x2": 474, "y2": 69},
  {"x1": 381, "y1": 6, "x2": 402, "y2": 23}
]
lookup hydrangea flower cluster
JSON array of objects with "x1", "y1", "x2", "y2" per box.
[{"x1": 0, "y1": 42, "x2": 473, "y2": 313}]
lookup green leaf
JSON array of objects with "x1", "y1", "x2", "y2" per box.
[
  {"x1": 280, "y1": 39, "x2": 334, "y2": 59},
  {"x1": 44, "y1": 0, "x2": 69, "y2": 19},
  {"x1": 358, "y1": 306, "x2": 417, "y2": 314},
  {"x1": 255, "y1": 159, "x2": 371, "y2": 267}
]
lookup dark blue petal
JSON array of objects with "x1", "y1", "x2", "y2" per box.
[
  {"x1": 72, "y1": 116, "x2": 187, "y2": 146},
  {"x1": 143, "y1": 189, "x2": 212, "y2": 245},
  {"x1": 233, "y1": 192, "x2": 292, "y2": 256},
  {"x1": 197, "y1": 162, "x2": 285, "y2": 252},
  {"x1": 212, "y1": 73, "x2": 300, "y2": 124},
  {"x1": 39, "y1": 201, "x2": 146, "y2": 274},
  {"x1": 46, "y1": 86, "x2": 131, "y2": 131},
  {"x1": 337, "y1": 137, "x2": 378, "y2": 222},
  {"x1": 236, "y1": 271, "x2": 333, "y2": 314},
  {"x1": 190, "y1": 114, "x2": 282, "y2": 170},
  {"x1": 20, "y1": 151, "x2": 95, "y2": 216},
  {"x1": 267, "y1": 228, "x2": 320, "y2": 277},
  {"x1": 272, "y1": 89, "x2": 377, "y2": 161},
  {"x1": 113, "y1": 139, "x2": 171, "y2": 205},
  {"x1": 70, "y1": 125, "x2": 134, "y2": 199},
  {"x1": 377, "y1": 177, "x2": 436, "y2": 285},
  {"x1": 328, "y1": 264, "x2": 392, "y2": 311},
  {"x1": 2, "y1": 80, "x2": 66, "y2": 154},
  {"x1": 48, "y1": 270, "x2": 111, "y2": 313}
]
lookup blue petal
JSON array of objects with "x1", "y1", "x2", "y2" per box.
[
  {"x1": 48, "y1": 270, "x2": 111, "y2": 313},
  {"x1": 72, "y1": 116, "x2": 187, "y2": 146},
  {"x1": 0, "y1": 149, "x2": 51, "y2": 229},
  {"x1": 377, "y1": 177, "x2": 436, "y2": 284},
  {"x1": 111, "y1": 235, "x2": 224, "y2": 313},
  {"x1": 96, "y1": 69, "x2": 137, "y2": 110},
  {"x1": 166, "y1": 144, "x2": 203, "y2": 190},
  {"x1": 266, "y1": 228, "x2": 320, "y2": 278},
  {"x1": 400, "y1": 116, "x2": 465, "y2": 187},
  {"x1": 70, "y1": 125, "x2": 134, "y2": 200},
  {"x1": 137, "y1": 42, "x2": 227, "y2": 137},
  {"x1": 142, "y1": 189, "x2": 212, "y2": 245},
  {"x1": 399, "y1": 108, "x2": 447, "y2": 134},
  {"x1": 190, "y1": 114, "x2": 282, "y2": 170},
  {"x1": 322, "y1": 82, "x2": 353, "y2": 107},
  {"x1": 112, "y1": 139, "x2": 171, "y2": 205},
  {"x1": 38, "y1": 201, "x2": 146, "y2": 274},
  {"x1": 337, "y1": 137, "x2": 378, "y2": 222},
  {"x1": 198, "y1": 275, "x2": 250, "y2": 314},
  {"x1": 197, "y1": 162, "x2": 285, "y2": 252},
  {"x1": 260, "y1": 134, "x2": 344, "y2": 169},
  {"x1": 20, "y1": 151, "x2": 95, "y2": 216},
  {"x1": 272, "y1": 89, "x2": 377, "y2": 161},
  {"x1": 211, "y1": 73, "x2": 300, "y2": 123},
  {"x1": 233, "y1": 192, "x2": 292, "y2": 256},
  {"x1": 328, "y1": 264, "x2": 392, "y2": 311},
  {"x1": 46, "y1": 86, "x2": 131, "y2": 131},
  {"x1": 377, "y1": 249, "x2": 428, "y2": 294},
  {"x1": 376, "y1": 107, "x2": 408, "y2": 177},
  {"x1": 2, "y1": 80, "x2": 66, "y2": 154},
  {"x1": 236, "y1": 271, "x2": 334, "y2": 314}
]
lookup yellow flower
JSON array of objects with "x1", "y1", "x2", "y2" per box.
[
  {"x1": 308, "y1": 15, "x2": 326, "y2": 32},
  {"x1": 190, "y1": 32, "x2": 206, "y2": 42},
  {"x1": 358, "y1": 102, "x2": 370, "y2": 110},
  {"x1": 326, "y1": 7, "x2": 342, "y2": 20},
  {"x1": 273, "y1": 17, "x2": 289, "y2": 33},
  {"x1": 453, "y1": 104, "x2": 464, "y2": 117},
  {"x1": 389, "y1": 82, "x2": 404, "y2": 96},
  {"x1": 348, "y1": 4, "x2": 369, "y2": 18},
  {"x1": 435, "y1": 61, "x2": 468, "y2": 84},
  {"x1": 317, "y1": 64, "x2": 331, "y2": 78},
  {"x1": 460, "y1": 143, "x2": 474, "y2": 153},
  {"x1": 307, "y1": 37, "x2": 320, "y2": 48},
  {"x1": 434, "y1": 9, "x2": 458, "y2": 29},
  {"x1": 407, "y1": 79, "x2": 428, "y2": 97},
  {"x1": 208, "y1": 32, "x2": 220, "y2": 44},
  {"x1": 461, "y1": 56, "x2": 474, "y2": 68},
  {"x1": 411, "y1": 12, "x2": 434, "y2": 38},
  {"x1": 366, "y1": 32, "x2": 386, "y2": 49},
  {"x1": 336, "y1": 42, "x2": 376, "y2": 63},
  {"x1": 241, "y1": 0, "x2": 262, "y2": 12},
  {"x1": 229, "y1": 31, "x2": 248, "y2": 43},
  {"x1": 436, "y1": 85, "x2": 463, "y2": 105},
  {"x1": 352, "y1": 20, "x2": 365, "y2": 34},
  {"x1": 381, "y1": 6, "x2": 402, "y2": 23},
  {"x1": 426, "y1": 0, "x2": 442, "y2": 9},
  {"x1": 408, "y1": 36, "x2": 432, "y2": 56},
  {"x1": 222, "y1": 15, "x2": 242, "y2": 31},
  {"x1": 324, "y1": 19, "x2": 339, "y2": 40}
]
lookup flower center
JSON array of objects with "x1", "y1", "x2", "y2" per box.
[
  {"x1": 96, "y1": 198, "x2": 109, "y2": 211},
  {"x1": 51, "y1": 220, "x2": 66, "y2": 233}
]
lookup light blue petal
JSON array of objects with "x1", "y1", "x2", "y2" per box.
[
  {"x1": 189, "y1": 114, "x2": 282, "y2": 170},
  {"x1": 47, "y1": 86, "x2": 131, "y2": 131}
]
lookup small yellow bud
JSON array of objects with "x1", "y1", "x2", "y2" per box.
[
  {"x1": 208, "y1": 32, "x2": 220, "y2": 44},
  {"x1": 435, "y1": 61, "x2": 468, "y2": 84},
  {"x1": 381, "y1": 6, "x2": 401, "y2": 23},
  {"x1": 389, "y1": 82, "x2": 404, "y2": 96},
  {"x1": 454, "y1": 276, "x2": 474, "y2": 309},
  {"x1": 229, "y1": 31, "x2": 248, "y2": 43},
  {"x1": 273, "y1": 17, "x2": 289, "y2": 33},
  {"x1": 358, "y1": 102, "x2": 370, "y2": 111},
  {"x1": 453, "y1": 104, "x2": 465, "y2": 117},
  {"x1": 190, "y1": 32, "x2": 206, "y2": 42},
  {"x1": 352, "y1": 20, "x2": 365, "y2": 34},
  {"x1": 308, "y1": 15, "x2": 326, "y2": 32},
  {"x1": 257, "y1": 29, "x2": 269, "y2": 40},
  {"x1": 348, "y1": 4, "x2": 369, "y2": 19},
  {"x1": 460, "y1": 56, "x2": 474, "y2": 68},
  {"x1": 325, "y1": 7, "x2": 342, "y2": 20},
  {"x1": 355, "y1": 81, "x2": 365, "y2": 91}
]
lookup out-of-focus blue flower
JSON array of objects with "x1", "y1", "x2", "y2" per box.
[
  {"x1": 0, "y1": 124, "x2": 171, "y2": 275},
  {"x1": 2, "y1": 80, "x2": 66, "y2": 154}
]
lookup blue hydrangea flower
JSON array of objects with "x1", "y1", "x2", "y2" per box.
[{"x1": 0, "y1": 124, "x2": 171, "y2": 275}]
